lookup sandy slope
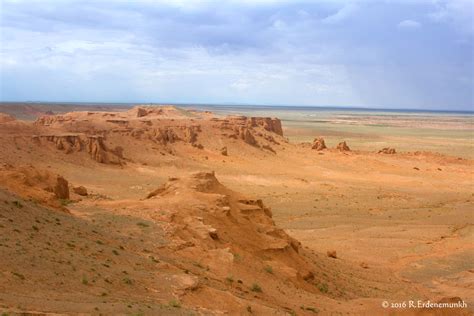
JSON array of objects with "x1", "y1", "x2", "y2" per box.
[{"x1": 0, "y1": 105, "x2": 472, "y2": 315}]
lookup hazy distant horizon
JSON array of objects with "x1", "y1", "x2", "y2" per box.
[{"x1": 1, "y1": 100, "x2": 472, "y2": 114}]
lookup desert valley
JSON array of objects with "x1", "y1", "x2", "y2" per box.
[{"x1": 0, "y1": 104, "x2": 472, "y2": 315}]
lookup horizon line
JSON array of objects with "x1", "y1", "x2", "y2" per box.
[{"x1": 0, "y1": 100, "x2": 473, "y2": 114}]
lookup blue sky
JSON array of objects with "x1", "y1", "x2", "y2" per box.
[{"x1": 0, "y1": 0, "x2": 473, "y2": 110}]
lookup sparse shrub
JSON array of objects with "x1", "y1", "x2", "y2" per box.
[
  {"x1": 112, "y1": 249, "x2": 119, "y2": 255},
  {"x1": 82, "y1": 276, "x2": 88, "y2": 285},
  {"x1": 317, "y1": 283, "x2": 328, "y2": 293},
  {"x1": 122, "y1": 277, "x2": 132, "y2": 285},
  {"x1": 13, "y1": 201, "x2": 23, "y2": 208},
  {"x1": 247, "y1": 305, "x2": 252, "y2": 313},
  {"x1": 169, "y1": 299, "x2": 181, "y2": 308},
  {"x1": 264, "y1": 265, "x2": 273, "y2": 274},
  {"x1": 251, "y1": 283, "x2": 262, "y2": 292},
  {"x1": 12, "y1": 272, "x2": 25, "y2": 280},
  {"x1": 59, "y1": 199, "x2": 72, "y2": 206},
  {"x1": 306, "y1": 306, "x2": 319, "y2": 313},
  {"x1": 137, "y1": 222, "x2": 149, "y2": 228},
  {"x1": 225, "y1": 275, "x2": 234, "y2": 283}
]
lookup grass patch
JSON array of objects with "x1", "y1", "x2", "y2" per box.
[
  {"x1": 306, "y1": 306, "x2": 319, "y2": 313},
  {"x1": 12, "y1": 272, "x2": 25, "y2": 280},
  {"x1": 59, "y1": 199, "x2": 72, "y2": 206},
  {"x1": 317, "y1": 283, "x2": 328, "y2": 293},
  {"x1": 168, "y1": 299, "x2": 181, "y2": 308},
  {"x1": 250, "y1": 283, "x2": 262, "y2": 293}
]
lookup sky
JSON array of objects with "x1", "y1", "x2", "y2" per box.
[{"x1": 0, "y1": 0, "x2": 473, "y2": 111}]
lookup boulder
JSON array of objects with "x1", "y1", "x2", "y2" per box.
[
  {"x1": 73, "y1": 186, "x2": 88, "y2": 196},
  {"x1": 220, "y1": 146, "x2": 228, "y2": 156}
]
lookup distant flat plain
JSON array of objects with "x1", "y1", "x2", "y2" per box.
[{"x1": 201, "y1": 105, "x2": 474, "y2": 159}]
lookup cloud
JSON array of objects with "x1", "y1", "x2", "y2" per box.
[
  {"x1": 322, "y1": 3, "x2": 358, "y2": 24},
  {"x1": 0, "y1": 0, "x2": 472, "y2": 110},
  {"x1": 397, "y1": 19, "x2": 421, "y2": 29},
  {"x1": 428, "y1": 0, "x2": 474, "y2": 34}
]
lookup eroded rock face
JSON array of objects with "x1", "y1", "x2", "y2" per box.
[
  {"x1": 32, "y1": 134, "x2": 122, "y2": 164},
  {"x1": 336, "y1": 141, "x2": 350, "y2": 152},
  {"x1": 312, "y1": 137, "x2": 327, "y2": 151},
  {"x1": 253, "y1": 117, "x2": 283, "y2": 136},
  {"x1": 35, "y1": 115, "x2": 72, "y2": 126},
  {"x1": 154, "y1": 128, "x2": 180, "y2": 145},
  {"x1": 237, "y1": 127, "x2": 258, "y2": 146},
  {"x1": 378, "y1": 147, "x2": 396, "y2": 154},
  {"x1": 54, "y1": 176, "x2": 69, "y2": 200}
]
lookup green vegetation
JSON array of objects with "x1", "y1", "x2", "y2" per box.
[
  {"x1": 169, "y1": 299, "x2": 181, "y2": 308},
  {"x1": 306, "y1": 306, "x2": 319, "y2": 313},
  {"x1": 225, "y1": 275, "x2": 234, "y2": 283},
  {"x1": 137, "y1": 222, "x2": 149, "y2": 228},
  {"x1": 250, "y1": 283, "x2": 262, "y2": 292},
  {"x1": 59, "y1": 199, "x2": 72, "y2": 206},
  {"x1": 264, "y1": 265, "x2": 273, "y2": 274},
  {"x1": 317, "y1": 283, "x2": 328, "y2": 293},
  {"x1": 12, "y1": 272, "x2": 25, "y2": 280}
]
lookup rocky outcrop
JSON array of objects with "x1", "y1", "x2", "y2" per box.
[
  {"x1": 378, "y1": 147, "x2": 396, "y2": 154},
  {"x1": 312, "y1": 137, "x2": 327, "y2": 151},
  {"x1": 153, "y1": 128, "x2": 180, "y2": 145},
  {"x1": 134, "y1": 106, "x2": 164, "y2": 117},
  {"x1": 336, "y1": 141, "x2": 350, "y2": 151},
  {"x1": 32, "y1": 134, "x2": 122, "y2": 164},
  {"x1": 252, "y1": 117, "x2": 283, "y2": 136},
  {"x1": 184, "y1": 125, "x2": 201, "y2": 144},
  {"x1": 54, "y1": 176, "x2": 69, "y2": 200},
  {"x1": 35, "y1": 115, "x2": 72, "y2": 126},
  {"x1": 0, "y1": 165, "x2": 70, "y2": 211},
  {"x1": 226, "y1": 116, "x2": 283, "y2": 136}
]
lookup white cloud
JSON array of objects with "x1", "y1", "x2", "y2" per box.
[
  {"x1": 322, "y1": 3, "x2": 358, "y2": 24},
  {"x1": 428, "y1": 0, "x2": 474, "y2": 34},
  {"x1": 398, "y1": 20, "x2": 421, "y2": 29}
]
